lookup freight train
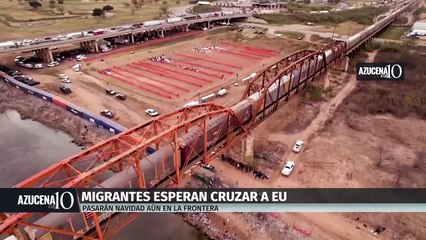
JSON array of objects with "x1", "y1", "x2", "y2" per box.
[{"x1": 4, "y1": 1, "x2": 414, "y2": 239}]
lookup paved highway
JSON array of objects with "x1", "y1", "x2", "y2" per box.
[{"x1": 0, "y1": 14, "x2": 248, "y2": 54}]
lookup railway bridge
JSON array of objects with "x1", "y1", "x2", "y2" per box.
[{"x1": 0, "y1": 1, "x2": 416, "y2": 239}]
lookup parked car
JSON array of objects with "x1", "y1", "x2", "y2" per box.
[
  {"x1": 292, "y1": 140, "x2": 304, "y2": 153},
  {"x1": 106, "y1": 89, "x2": 116, "y2": 95},
  {"x1": 76, "y1": 55, "x2": 87, "y2": 61},
  {"x1": 14, "y1": 56, "x2": 25, "y2": 62},
  {"x1": 62, "y1": 78, "x2": 71, "y2": 83},
  {"x1": 58, "y1": 74, "x2": 68, "y2": 79},
  {"x1": 33, "y1": 64, "x2": 44, "y2": 69},
  {"x1": 47, "y1": 61, "x2": 59, "y2": 67},
  {"x1": 100, "y1": 110, "x2": 114, "y2": 118},
  {"x1": 59, "y1": 85, "x2": 71, "y2": 94},
  {"x1": 196, "y1": 162, "x2": 215, "y2": 172},
  {"x1": 281, "y1": 161, "x2": 295, "y2": 176},
  {"x1": 24, "y1": 63, "x2": 34, "y2": 69},
  {"x1": 145, "y1": 108, "x2": 159, "y2": 117},
  {"x1": 297, "y1": 36, "x2": 303, "y2": 40},
  {"x1": 116, "y1": 93, "x2": 126, "y2": 100},
  {"x1": 202, "y1": 164, "x2": 215, "y2": 172}
]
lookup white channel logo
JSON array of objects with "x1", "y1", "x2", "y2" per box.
[
  {"x1": 358, "y1": 64, "x2": 403, "y2": 79},
  {"x1": 54, "y1": 191, "x2": 75, "y2": 210},
  {"x1": 17, "y1": 191, "x2": 75, "y2": 210}
]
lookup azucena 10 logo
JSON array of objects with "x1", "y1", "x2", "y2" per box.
[
  {"x1": 17, "y1": 191, "x2": 75, "y2": 210},
  {"x1": 356, "y1": 63, "x2": 405, "y2": 81}
]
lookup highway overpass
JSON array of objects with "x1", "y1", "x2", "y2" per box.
[{"x1": 0, "y1": 14, "x2": 248, "y2": 62}]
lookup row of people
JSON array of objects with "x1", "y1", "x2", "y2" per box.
[
  {"x1": 193, "y1": 45, "x2": 227, "y2": 53},
  {"x1": 220, "y1": 154, "x2": 269, "y2": 180}
]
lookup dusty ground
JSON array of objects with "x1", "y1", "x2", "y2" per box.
[
  {"x1": 0, "y1": 80, "x2": 112, "y2": 147},
  {"x1": 2, "y1": 29, "x2": 311, "y2": 128},
  {"x1": 184, "y1": 57, "x2": 426, "y2": 239}
]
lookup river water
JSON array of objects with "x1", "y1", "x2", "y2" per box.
[{"x1": 0, "y1": 110, "x2": 205, "y2": 240}]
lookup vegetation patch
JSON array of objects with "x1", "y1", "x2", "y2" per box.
[
  {"x1": 377, "y1": 26, "x2": 409, "y2": 40},
  {"x1": 287, "y1": 2, "x2": 331, "y2": 13},
  {"x1": 191, "y1": 5, "x2": 221, "y2": 14},
  {"x1": 310, "y1": 34, "x2": 332, "y2": 44},
  {"x1": 275, "y1": 31, "x2": 305, "y2": 40},
  {"x1": 343, "y1": 45, "x2": 426, "y2": 119},
  {"x1": 414, "y1": 7, "x2": 426, "y2": 17},
  {"x1": 254, "y1": 6, "x2": 387, "y2": 25}
]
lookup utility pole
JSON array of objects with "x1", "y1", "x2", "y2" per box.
[
  {"x1": 347, "y1": 27, "x2": 351, "y2": 40},
  {"x1": 331, "y1": 25, "x2": 336, "y2": 40}
]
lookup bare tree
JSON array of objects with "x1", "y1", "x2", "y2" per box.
[
  {"x1": 57, "y1": 6, "x2": 65, "y2": 14},
  {"x1": 413, "y1": 150, "x2": 425, "y2": 170},
  {"x1": 395, "y1": 167, "x2": 408, "y2": 187},
  {"x1": 376, "y1": 145, "x2": 387, "y2": 167}
]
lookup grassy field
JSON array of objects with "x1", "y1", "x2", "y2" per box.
[
  {"x1": 253, "y1": 6, "x2": 387, "y2": 25},
  {"x1": 287, "y1": 2, "x2": 331, "y2": 13},
  {"x1": 314, "y1": 21, "x2": 365, "y2": 36},
  {"x1": 0, "y1": 0, "x2": 188, "y2": 41},
  {"x1": 275, "y1": 31, "x2": 305, "y2": 40},
  {"x1": 378, "y1": 26, "x2": 409, "y2": 40},
  {"x1": 346, "y1": 42, "x2": 426, "y2": 119}
]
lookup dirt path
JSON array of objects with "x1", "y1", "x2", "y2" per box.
[
  {"x1": 210, "y1": 73, "x2": 373, "y2": 240},
  {"x1": 269, "y1": 73, "x2": 356, "y2": 167}
]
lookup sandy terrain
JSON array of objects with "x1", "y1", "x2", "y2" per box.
[
  {"x1": 185, "y1": 64, "x2": 426, "y2": 240},
  {"x1": 2, "y1": 30, "x2": 310, "y2": 128}
]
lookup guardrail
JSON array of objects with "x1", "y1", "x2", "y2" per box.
[{"x1": 0, "y1": 71, "x2": 126, "y2": 134}]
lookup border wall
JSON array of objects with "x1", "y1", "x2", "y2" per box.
[{"x1": 0, "y1": 71, "x2": 126, "y2": 134}]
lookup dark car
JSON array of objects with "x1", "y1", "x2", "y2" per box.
[
  {"x1": 106, "y1": 89, "x2": 116, "y2": 95},
  {"x1": 197, "y1": 162, "x2": 215, "y2": 172},
  {"x1": 60, "y1": 85, "x2": 71, "y2": 94},
  {"x1": 116, "y1": 93, "x2": 126, "y2": 100},
  {"x1": 100, "y1": 110, "x2": 114, "y2": 118}
]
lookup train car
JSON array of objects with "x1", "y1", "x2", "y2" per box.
[
  {"x1": 166, "y1": 17, "x2": 183, "y2": 23},
  {"x1": 222, "y1": 11, "x2": 234, "y2": 16},
  {"x1": 16, "y1": 1, "x2": 417, "y2": 239}
]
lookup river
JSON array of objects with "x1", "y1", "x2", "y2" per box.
[{"x1": 0, "y1": 110, "x2": 205, "y2": 240}]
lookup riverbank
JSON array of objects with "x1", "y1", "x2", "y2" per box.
[{"x1": 0, "y1": 80, "x2": 113, "y2": 147}]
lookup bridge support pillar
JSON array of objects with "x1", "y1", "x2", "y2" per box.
[
  {"x1": 158, "y1": 29, "x2": 164, "y2": 38},
  {"x1": 185, "y1": 24, "x2": 189, "y2": 32},
  {"x1": 130, "y1": 34, "x2": 135, "y2": 44},
  {"x1": 207, "y1": 21, "x2": 211, "y2": 28},
  {"x1": 36, "y1": 48, "x2": 54, "y2": 63},
  {"x1": 92, "y1": 39, "x2": 99, "y2": 52},
  {"x1": 333, "y1": 56, "x2": 349, "y2": 72},
  {"x1": 227, "y1": 18, "x2": 230, "y2": 24},
  {"x1": 244, "y1": 134, "x2": 255, "y2": 165}
]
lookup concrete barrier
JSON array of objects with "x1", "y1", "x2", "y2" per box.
[{"x1": 0, "y1": 71, "x2": 126, "y2": 134}]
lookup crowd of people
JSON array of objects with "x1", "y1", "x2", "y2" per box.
[
  {"x1": 220, "y1": 154, "x2": 270, "y2": 180},
  {"x1": 148, "y1": 55, "x2": 200, "y2": 73},
  {"x1": 193, "y1": 45, "x2": 227, "y2": 53},
  {"x1": 149, "y1": 54, "x2": 174, "y2": 63}
]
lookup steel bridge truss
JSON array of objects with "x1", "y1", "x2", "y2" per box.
[
  {"x1": 0, "y1": 103, "x2": 249, "y2": 239},
  {"x1": 245, "y1": 41, "x2": 346, "y2": 127},
  {"x1": 0, "y1": 40, "x2": 349, "y2": 240}
]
